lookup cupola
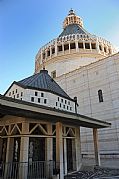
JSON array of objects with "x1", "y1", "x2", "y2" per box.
[{"x1": 63, "y1": 9, "x2": 83, "y2": 29}]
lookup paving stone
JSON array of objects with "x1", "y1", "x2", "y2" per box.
[{"x1": 65, "y1": 167, "x2": 119, "y2": 179}]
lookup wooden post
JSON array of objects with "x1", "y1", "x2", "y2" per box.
[
  {"x1": 19, "y1": 122, "x2": 29, "y2": 179},
  {"x1": 75, "y1": 127, "x2": 82, "y2": 170},
  {"x1": 93, "y1": 128, "x2": 101, "y2": 166},
  {"x1": 47, "y1": 123, "x2": 53, "y2": 178},
  {"x1": 56, "y1": 122, "x2": 64, "y2": 179},
  {"x1": 63, "y1": 127, "x2": 67, "y2": 175}
]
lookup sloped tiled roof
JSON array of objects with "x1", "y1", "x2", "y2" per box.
[
  {"x1": 59, "y1": 24, "x2": 90, "y2": 37},
  {"x1": 17, "y1": 70, "x2": 72, "y2": 100}
]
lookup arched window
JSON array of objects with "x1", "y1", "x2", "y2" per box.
[{"x1": 98, "y1": 90, "x2": 103, "y2": 102}]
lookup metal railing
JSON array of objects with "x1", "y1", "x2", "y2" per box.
[{"x1": 0, "y1": 160, "x2": 54, "y2": 179}]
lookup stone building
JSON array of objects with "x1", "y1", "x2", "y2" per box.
[
  {"x1": 0, "y1": 70, "x2": 110, "y2": 178},
  {"x1": 0, "y1": 9, "x2": 118, "y2": 179},
  {"x1": 35, "y1": 9, "x2": 119, "y2": 159}
]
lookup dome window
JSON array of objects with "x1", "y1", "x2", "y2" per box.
[
  {"x1": 52, "y1": 48, "x2": 55, "y2": 54},
  {"x1": 99, "y1": 45, "x2": 102, "y2": 51},
  {"x1": 91, "y1": 43, "x2": 96, "y2": 49},
  {"x1": 104, "y1": 47, "x2": 107, "y2": 53},
  {"x1": 78, "y1": 43, "x2": 83, "y2": 48},
  {"x1": 58, "y1": 45, "x2": 62, "y2": 52},
  {"x1": 47, "y1": 50, "x2": 50, "y2": 57},
  {"x1": 43, "y1": 53, "x2": 45, "y2": 59},
  {"x1": 85, "y1": 43, "x2": 90, "y2": 49},
  {"x1": 108, "y1": 48, "x2": 111, "y2": 54},
  {"x1": 70, "y1": 43, "x2": 76, "y2": 49},
  {"x1": 64, "y1": 44, "x2": 69, "y2": 51}
]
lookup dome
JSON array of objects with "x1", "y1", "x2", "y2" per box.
[
  {"x1": 17, "y1": 70, "x2": 71, "y2": 99},
  {"x1": 59, "y1": 9, "x2": 89, "y2": 37},
  {"x1": 63, "y1": 9, "x2": 83, "y2": 29},
  {"x1": 59, "y1": 24, "x2": 89, "y2": 37},
  {"x1": 35, "y1": 10, "x2": 117, "y2": 75}
]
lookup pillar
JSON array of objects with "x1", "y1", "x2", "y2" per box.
[
  {"x1": 50, "y1": 45, "x2": 52, "y2": 59},
  {"x1": 63, "y1": 127, "x2": 67, "y2": 175},
  {"x1": 75, "y1": 40, "x2": 79, "y2": 52},
  {"x1": 47, "y1": 123, "x2": 53, "y2": 177},
  {"x1": 0, "y1": 137, "x2": 3, "y2": 160},
  {"x1": 19, "y1": 122, "x2": 29, "y2": 179},
  {"x1": 75, "y1": 127, "x2": 82, "y2": 171},
  {"x1": 96, "y1": 38, "x2": 100, "y2": 52},
  {"x1": 93, "y1": 128, "x2": 101, "y2": 166},
  {"x1": 69, "y1": 42, "x2": 70, "y2": 54},
  {"x1": 41, "y1": 49, "x2": 43, "y2": 66},
  {"x1": 62, "y1": 42, "x2": 64, "y2": 54},
  {"x1": 5, "y1": 137, "x2": 14, "y2": 163},
  {"x1": 56, "y1": 122, "x2": 64, "y2": 179},
  {"x1": 89, "y1": 41, "x2": 92, "y2": 52},
  {"x1": 3, "y1": 137, "x2": 14, "y2": 178},
  {"x1": 83, "y1": 40, "x2": 85, "y2": 49},
  {"x1": 55, "y1": 39, "x2": 58, "y2": 56},
  {"x1": 4, "y1": 125, "x2": 14, "y2": 178},
  {"x1": 72, "y1": 139, "x2": 76, "y2": 170}
]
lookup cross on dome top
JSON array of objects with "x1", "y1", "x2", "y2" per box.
[{"x1": 63, "y1": 9, "x2": 83, "y2": 29}]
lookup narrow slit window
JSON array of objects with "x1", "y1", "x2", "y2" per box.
[
  {"x1": 51, "y1": 70, "x2": 56, "y2": 78},
  {"x1": 31, "y1": 97, "x2": 34, "y2": 102},
  {"x1": 41, "y1": 93, "x2": 44, "y2": 97},
  {"x1": 44, "y1": 99, "x2": 47, "y2": 104},
  {"x1": 98, "y1": 90, "x2": 103, "y2": 102},
  {"x1": 35, "y1": 91, "x2": 38, "y2": 96}
]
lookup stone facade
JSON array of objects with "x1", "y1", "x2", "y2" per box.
[
  {"x1": 56, "y1": 53, "x2": 119, "y2": 157},
  {"x1": 34, "y1": 10, "x2": 119, "y2": 158}
]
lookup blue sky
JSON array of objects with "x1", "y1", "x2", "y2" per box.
[{"x1": 0, "y1": 0, "x2": 119, "y2": 94}]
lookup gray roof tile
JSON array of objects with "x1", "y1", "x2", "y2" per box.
[
  {"x1": 59, "y1": 24, "x2": 90, "y2": 37},
  {"x1": 18, "y1": 70, "x2": 72, "y2": 100}
]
